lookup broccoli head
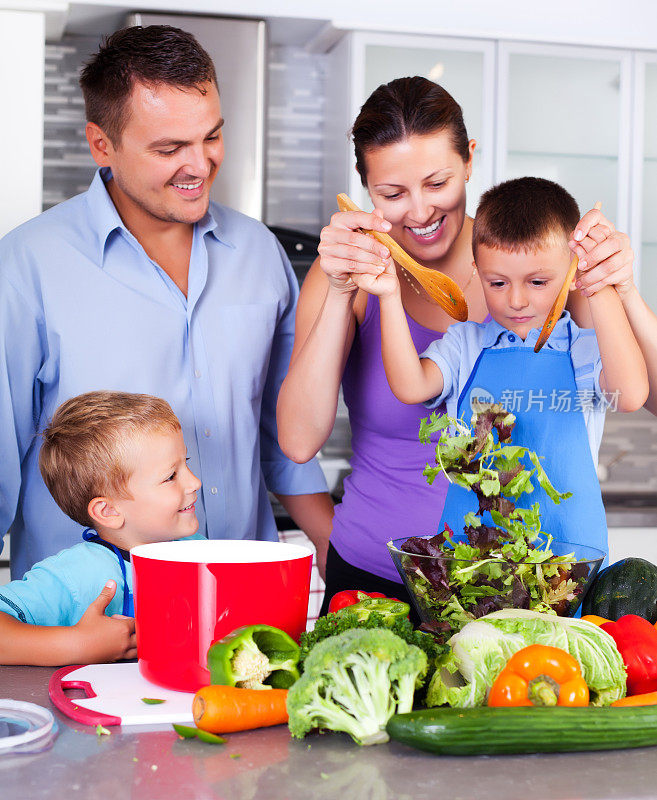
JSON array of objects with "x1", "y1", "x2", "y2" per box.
[
  {"x1": 286, "y1": 628, "x2": 427, "y2": 745},
  {"x1": 299, "y1": 610, "x2": 447, "y2": 669}
]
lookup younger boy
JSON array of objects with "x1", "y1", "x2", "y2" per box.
[
  {"x1": 375, "y1": 177, "x2": 648, "y2": 552},
  {"x1": 0, "y1": 391, "x2": 203, "y2": 665}
]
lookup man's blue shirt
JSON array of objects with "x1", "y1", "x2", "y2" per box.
[{"x1": 0, "y1": 169, "x2": 326, "y2": 578}]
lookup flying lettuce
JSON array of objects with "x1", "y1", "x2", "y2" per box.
[{"x1": 426, "y1": 609, "x2": 627, "y2": 708}]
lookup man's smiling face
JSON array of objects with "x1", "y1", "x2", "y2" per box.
[{"x1": 98, "y1": 80, "x2": 224, "y2": 227}]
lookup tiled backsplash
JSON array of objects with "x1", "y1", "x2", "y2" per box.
[
  {"x1": 43, "y1": 38, "x2": 100, "y2": 209},
  {"x1": 266, "y1": 46, "x2": 327, "y2": 234},
  {"x1": 43, "y1": 35, "x2": 328, "y2": 236}
]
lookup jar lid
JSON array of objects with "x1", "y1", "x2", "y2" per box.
[{"x1": 0, "y1": 700, "x2": 58, "y2": 754}]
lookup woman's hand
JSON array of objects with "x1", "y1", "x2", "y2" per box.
[
  {"x1": 318, "y1": 207, "x2": 393, "y2": 292},
  {"x1": 569, "y1": 206, "x2": 634, "y2": 298}
]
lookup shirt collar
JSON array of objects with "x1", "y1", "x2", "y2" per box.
[
  {"x1": 85, "y1": 168, "x2": 235, "y2": 263},
  {"x1": 86, "y1": 168, "x2": 126, "y2": 263},
  {"x1": 482, "y1": 311, "x2": 573, "y2": 351},
  {"x1": 202, "y1": 202, "x2": 236, "y2": 249}
]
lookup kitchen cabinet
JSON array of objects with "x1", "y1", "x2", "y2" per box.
[
  {"x1": 0, "y1": 9, "x2": 44, "y2": 238},
  {"x1": 633, "y1": 54, "x2": 657, "y2": 311},
  {"x1": 323, "y1": 32, "x2": 656, "y2": 308},
  {"x1": 497, "y1": 42, "x2": 632, "y2": 229},
  {"x1": 323, "y1": 32, "x2": 495, "y2": 221}
]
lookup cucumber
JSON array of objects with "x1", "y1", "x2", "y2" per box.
[{"x1": 386, "y1": 706, "x2": 657, "y2": 756}]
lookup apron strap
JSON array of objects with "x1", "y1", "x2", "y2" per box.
[{"x1": 82, "y1": 528, "x2": 133, "y2": 617}]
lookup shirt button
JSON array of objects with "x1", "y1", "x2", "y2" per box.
[
  {"x1": 194, "y1": 369, "x2": 201, "y2": 379},
  {"x1": 210, "y1": 487, "x2": 218, "y2": 495},
  {"x1": 508, "y1": 334, "x2": 516, "y2": 342},
  {"x1": 204, "y1": 428, "x2": 211, "y2": 437}
]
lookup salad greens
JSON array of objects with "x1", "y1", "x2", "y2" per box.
[
  {"x1": 426, "y1": 610, "x2": 627, "y2": 708},
  {"x1": 396, "y1": 406, "x2": 593, "y2": 633},
  {"x1": 418, "y1": 404, "x2": 571, "y2": 513}
]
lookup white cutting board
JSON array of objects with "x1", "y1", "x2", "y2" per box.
[{"x1": 50, "y1": 662, "x2": 195, "y2": 727}]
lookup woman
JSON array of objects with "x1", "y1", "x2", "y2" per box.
[{"x1": 276, "y1": 77, "x2": 636, "y2": 613}]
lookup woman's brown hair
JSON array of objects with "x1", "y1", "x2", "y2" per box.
[{"x1": 351, "y1": 76, "x2": 470, "y2": 187}]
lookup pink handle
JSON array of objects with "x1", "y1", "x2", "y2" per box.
[{"x1": 48, "y1": 665, "x2": 122, "y2": 727}]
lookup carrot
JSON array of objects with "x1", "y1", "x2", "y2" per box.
[
  {"x1": 192, "y1": 685, "x2": 289, "y2": 733},
  {"x1": 612, "y1": 692, "x2": 657, "y2": 707}
]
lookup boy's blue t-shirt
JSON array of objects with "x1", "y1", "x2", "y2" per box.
[
  {"x1": 420, "y1": 312, "x2": 607, "y2": 465},
  {"x1": 0, "y1": 532, "x2": 206, "y2": 625}
]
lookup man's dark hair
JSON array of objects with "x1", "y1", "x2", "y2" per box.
[
  {"x1": 79, "y1": 25, "x2": 217, "y2": 145},
  {"x1": 473, "y1": 177, "x2": 580, "y2": 259}
]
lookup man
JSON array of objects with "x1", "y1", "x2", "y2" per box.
[{"x1": 0, "y1": 25, "x2": 333, "y2": 579}]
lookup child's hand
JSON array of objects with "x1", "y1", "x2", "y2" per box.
[
  {"x1": 352, "y1": 255, "x2": 400, "y2": 298},
  {"x1": 73, "y1": 580, "x2": 137, "y2": 663},
  {"x1": 569, "y1": 206, "x2": 634, "y2": 298}
]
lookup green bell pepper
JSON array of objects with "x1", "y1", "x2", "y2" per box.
[
  {"x1": 344, "y1": 596, "x2": 410, "y2": 625},
  {"x1": 207, "y1": 624, "x2": 301, "y2": 690}
]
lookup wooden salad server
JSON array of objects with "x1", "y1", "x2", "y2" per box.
[
  {"x1": 534, "y1": 201, "x2": 602, "y2": 353},
  {"x1": 336, "y1": 193, "x2": 468, "y2": 322}
]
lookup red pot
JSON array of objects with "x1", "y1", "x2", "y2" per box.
[{"x1": 131, "y1": 540, "x2": 312, "y2": 692}]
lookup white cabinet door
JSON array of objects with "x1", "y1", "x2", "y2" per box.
[
  {"x1": 496, "y1": 42, "x2": 632, "y2": 231},
  {"x1": 632, "y1": 54, "x2": 657, "y2": 312},
  {"x1": 323, "y1": 32, "x2": 495, "y2": 223}
]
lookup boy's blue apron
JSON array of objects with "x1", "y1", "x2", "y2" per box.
[
  {"x1": 437, "y1": 324, "x2": 608, "y2": 559},
  {"x1": 82, "y1": 529, "x2": 134, "y2": 616}
]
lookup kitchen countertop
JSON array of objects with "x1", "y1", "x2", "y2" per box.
[{"x1": 3, "y1": 666, "x2": 657, "y2": 799}]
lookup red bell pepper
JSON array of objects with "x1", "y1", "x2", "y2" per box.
[
  {"x1": 601, "y1": 615, "x2": 657, "y2": 696},
  {"x1": 328, "y1": 590, "x2": 395, "y2": 614}
]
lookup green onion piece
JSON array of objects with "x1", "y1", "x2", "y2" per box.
[
  {"x1": 196, "y1": 730, "x2": 227, "y2": 745},
  {"x1": 172, "y1": 723, "x2": 199, "y2": 739}
]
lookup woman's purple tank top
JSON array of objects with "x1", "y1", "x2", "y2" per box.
[{"x1": 331, "y1": 294, "x2": 449, "y2": 582}]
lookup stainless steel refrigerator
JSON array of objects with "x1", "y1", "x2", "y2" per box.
[{"x1": 128, "y1": 13, "x2": 266, "y2": 221}]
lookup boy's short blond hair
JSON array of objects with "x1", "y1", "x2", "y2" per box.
[
  {"x1": 39, "y1": 391, "x2": 181, "y2": 527},
  {"x1": 473, "y1": 177, "x2": 580, "y2": 260}
]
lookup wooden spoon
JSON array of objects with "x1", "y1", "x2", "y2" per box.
[
  {"x1": 336, "y1": 193, "x2": 468, "y2": 322},
  {"x1": 534, "y1": 200, "x2": 602, "y2": 353}
]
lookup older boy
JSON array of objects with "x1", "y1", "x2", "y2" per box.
[
  {"x1": 0, "y1": 391, "x2": 204, "y2": 665},
  {"x1": 0, "y1": 25, "x2": 332, "y2": 582},
  {"x1": 375, "y1": 177, "x2": 648, "y2": 552}
]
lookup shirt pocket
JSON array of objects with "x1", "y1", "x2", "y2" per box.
[{"x1": 215, "y1": 302, "x2": 279, "y2": 402}]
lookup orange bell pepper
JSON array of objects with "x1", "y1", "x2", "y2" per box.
[
  {"x1": 581, "y1": 614, "x2": 611, "y2": 626},
  {"x1": 488, "y1": 644, "x2": 589, "y2": 707}
]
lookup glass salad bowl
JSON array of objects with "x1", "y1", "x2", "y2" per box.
[{"x1": 387, "y1": 533, "x2": 605, "y2": 637}]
